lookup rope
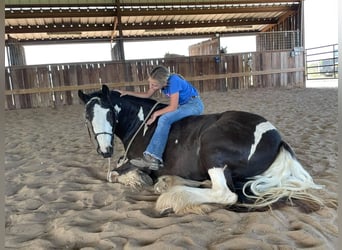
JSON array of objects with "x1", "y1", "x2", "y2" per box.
[
  {"x1": 107, "y1": 158, "x2": 112, "y2": 182},
  {"x1": 116, "y1": 101, "x2": 160, "y2": 168}
]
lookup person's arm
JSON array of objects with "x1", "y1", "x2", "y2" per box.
[
  {"x1": 146, "y1": 92, "x2": 179, "y2": 125},
  {"x1": 116, "y1": 87, "x2": 156, "y2": 98}
]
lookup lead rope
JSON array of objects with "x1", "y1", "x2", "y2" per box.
[
  {"x1": 107, "y1": 158, "x2": 112, "y2": 182},
  {"x1": 107, "y1": 101, "x2": 160, "y2": 182},
  {"x1": 85, "y1": 121, "x2": 114, "y2": 182},
  {"x1": 84, "y1": 121, "x2": 112, "y2": 182}
]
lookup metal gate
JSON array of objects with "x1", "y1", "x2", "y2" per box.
[{"x1": 306, "y1": 44, "x2": 338, "y2": 80}]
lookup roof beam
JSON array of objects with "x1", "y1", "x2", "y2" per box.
[
  {"x1": 118, "y1": 30, "x2": 261, "y2": 40},
  {"x1": 5, "y1": 5, "x2": 297, "y2": 19},
  {"x1": 119, "y1": 0, "x2": 301, "y2": 5},
  {"x1": 5, "y1": 8, "x2": 116, "y2": 19},
  {"x1": 6, "y1": 23, "x2": 113, "y2": 34},
  {"x1": 5, "y1": 30, "x2": 260, "y2": 44},
  {"x1": 119, "y1": 6, "x2": 297, "y2": 17},
  {"x1": 6, "y1": 17, "x2": 277, "y2": 34},
  {"x1": 122, "y1": 18, "x2": 277, "y2": 30},
  {"x1": 5, "y1": 1, "x2": 301, "y2": 9}
]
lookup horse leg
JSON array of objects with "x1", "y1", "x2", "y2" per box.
[
  {"x1": 109, "y1": 164, "x2": 153, "y2": 188},
  {"x1": 154, "y1": 175, "x2": 212, "y2": 194},
  {"x1": 155, "y1": 167, "x2": 238, "y2": 215}
]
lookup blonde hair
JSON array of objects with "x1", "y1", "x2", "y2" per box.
[{"x1": 149, "y1": 65, "x2": 170, "y2": 85}]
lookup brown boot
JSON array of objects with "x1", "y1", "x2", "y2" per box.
[{"x1": 130, "y1": 154, "x2": 163, "y2": 170}]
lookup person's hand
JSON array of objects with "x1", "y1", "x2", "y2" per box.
[{"x1": 146, "y1": 113, "x2": 157, "y2": 125}]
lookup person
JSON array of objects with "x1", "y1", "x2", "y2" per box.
[{"x1": 117, "y1": 65, "x2": 204, "y2": 170}]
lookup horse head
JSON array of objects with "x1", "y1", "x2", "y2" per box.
[{"x1": 78, "y1": 85, "x2": 116, "y2": 158}]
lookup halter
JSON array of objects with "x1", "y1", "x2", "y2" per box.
[
  {"x1": 83, "y1": 96, "x2": 118, "y2": 156},
  {"x1": 94, "y1": 131, "x2": 113, "y2": 139}
]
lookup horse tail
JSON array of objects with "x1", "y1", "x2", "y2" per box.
[{"x1": 240, "y1": 141, "x2": 325, "y2": 209}]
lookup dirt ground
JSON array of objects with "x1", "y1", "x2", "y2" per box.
[{"x1": 5, "y1": 87, "x2": 338, "y2": 249}]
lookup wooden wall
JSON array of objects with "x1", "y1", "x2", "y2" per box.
[
  {"x1": 189, "y1": 38, "x2": 220, "y2": 56},
  {"x1": 4, "y1": 50, "x2": 305, "y2": 109}
]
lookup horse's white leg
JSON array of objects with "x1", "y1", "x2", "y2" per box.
[
  {"x1": 209, "y1": 167, "x2": 237, "y2": 204},
  {"x1": 154, "y1": 175, "x2": 211, "y2": 194},
  {"x1": 155, "y1": 167, "x2": 238, "y2": 214}
]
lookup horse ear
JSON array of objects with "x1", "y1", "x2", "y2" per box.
[
  {"x1": 102, "y1": 85, "x2": 110, "y2": 96},
  {"x1": 78, "y1": 90, "x2": 90, "y2": 104},
  {"x1": 102, "y1": 85, "x2": 111, "y2": 102}
]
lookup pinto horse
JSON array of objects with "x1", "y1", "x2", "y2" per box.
[{"x1": 78, "y1": 85, "x2": 323, "y2": 214}]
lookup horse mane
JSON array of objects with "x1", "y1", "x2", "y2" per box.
[
  {"x1": 110, "y1": 90, "x2": 167, "y2": 110},
  {"x1": 83, "y1": 88, "x2": 166, "y2": 111}
]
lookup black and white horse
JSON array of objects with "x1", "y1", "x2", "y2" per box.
[{"x1": 78, "y1": 85, "x2": 323, "y2": 214}]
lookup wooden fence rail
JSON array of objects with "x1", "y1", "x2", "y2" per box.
[{"x1": 5, "y1": 50, "x2": 305, "y2": 109}]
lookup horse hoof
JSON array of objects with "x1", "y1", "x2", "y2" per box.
[
  {"x1": 226, "y1": 193, "x2": 238, "y2": 205},
  {"x1": 108, "y1": 171, "x2": 119, "y2": 183},
  {"x1": 159, "y1": 207, "x2": 173, "y2": 216},
  {"x1": 154, "y1": 176, "x2": 173, "y2": 194},
  {"x1": 139, "y1": 170, "x2": 153, "y2": 186},
  {"x1": 154, "y1": 182, "x2": 168, "y2": 194}
]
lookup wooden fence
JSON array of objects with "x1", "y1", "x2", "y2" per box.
[{"x1": 5, "y1": 50, "x2": 305, "y2": 109}]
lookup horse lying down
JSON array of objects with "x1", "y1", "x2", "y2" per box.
[{"x1": 78, "y1": 85, "x2": 325, "y2": 215}]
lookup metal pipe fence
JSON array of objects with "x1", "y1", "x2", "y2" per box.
[{"x1": 306, "y1": 44, "x2": 338, "y2": 80}]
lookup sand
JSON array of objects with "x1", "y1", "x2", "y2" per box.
[{"x1": 5, "y1": 87, "x2": 338, "y2": 249}]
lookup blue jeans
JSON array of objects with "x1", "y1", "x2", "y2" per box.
[{"x1": 145, "y1": 96, "x2": 204, "y2": 162}]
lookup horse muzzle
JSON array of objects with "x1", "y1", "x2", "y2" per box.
[{"x1": 98, "y1": 146, "x2": 113, "y2": 158}]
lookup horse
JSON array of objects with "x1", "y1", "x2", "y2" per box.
[{"x1": 78, "y1": 85, "x2": 323, "y2": 214}]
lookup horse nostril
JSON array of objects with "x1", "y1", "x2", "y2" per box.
[
  {"x1": 108, "y1": 146, "x2": 113, "y2": 154},
  {"x1": 102, "y1": 152, "x2": 112, "y2": 158},
  {"x1": 101, "y1": 147, "x2": 113, "y2": 158}
]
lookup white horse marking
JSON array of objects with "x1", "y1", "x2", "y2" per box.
[
  {"x1": 208, "y1": 167, "x2": 237, "y2": 204},
  {"x1": 92, "y1": 104, "x2": 113, "y2": 152},
  {"x1": 114, "y1": 104, "x2": 121, "y2": 115},
  {"x1": 137, "y1": 106, "x2": 144, "y2": 121},
  {"x1": 248, "y1": 121, "x2": 276, "y2": 161}
]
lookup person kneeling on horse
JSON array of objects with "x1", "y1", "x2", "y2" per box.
[{"x1": 117, "y1": 65, "x2": 204, "y2": 170}]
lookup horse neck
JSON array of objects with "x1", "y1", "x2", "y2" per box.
[{"x1": 113, "y1": 97, "x2": 162, "y2": 146}]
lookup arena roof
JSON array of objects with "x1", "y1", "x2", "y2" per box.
[{"x1": 5, "y1": 0, "x2": 302, "y2": 44}]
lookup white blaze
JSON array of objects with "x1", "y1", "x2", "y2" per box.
[
  {"x1": 137, "y1": 106, "x2": 144, "y2": 121},
  {"x1": 248, "y1": 121, "x2": 276, "y2": 161},
  {"x1": 92, "y1": 104, "x2": 112, "y2": 152}
]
